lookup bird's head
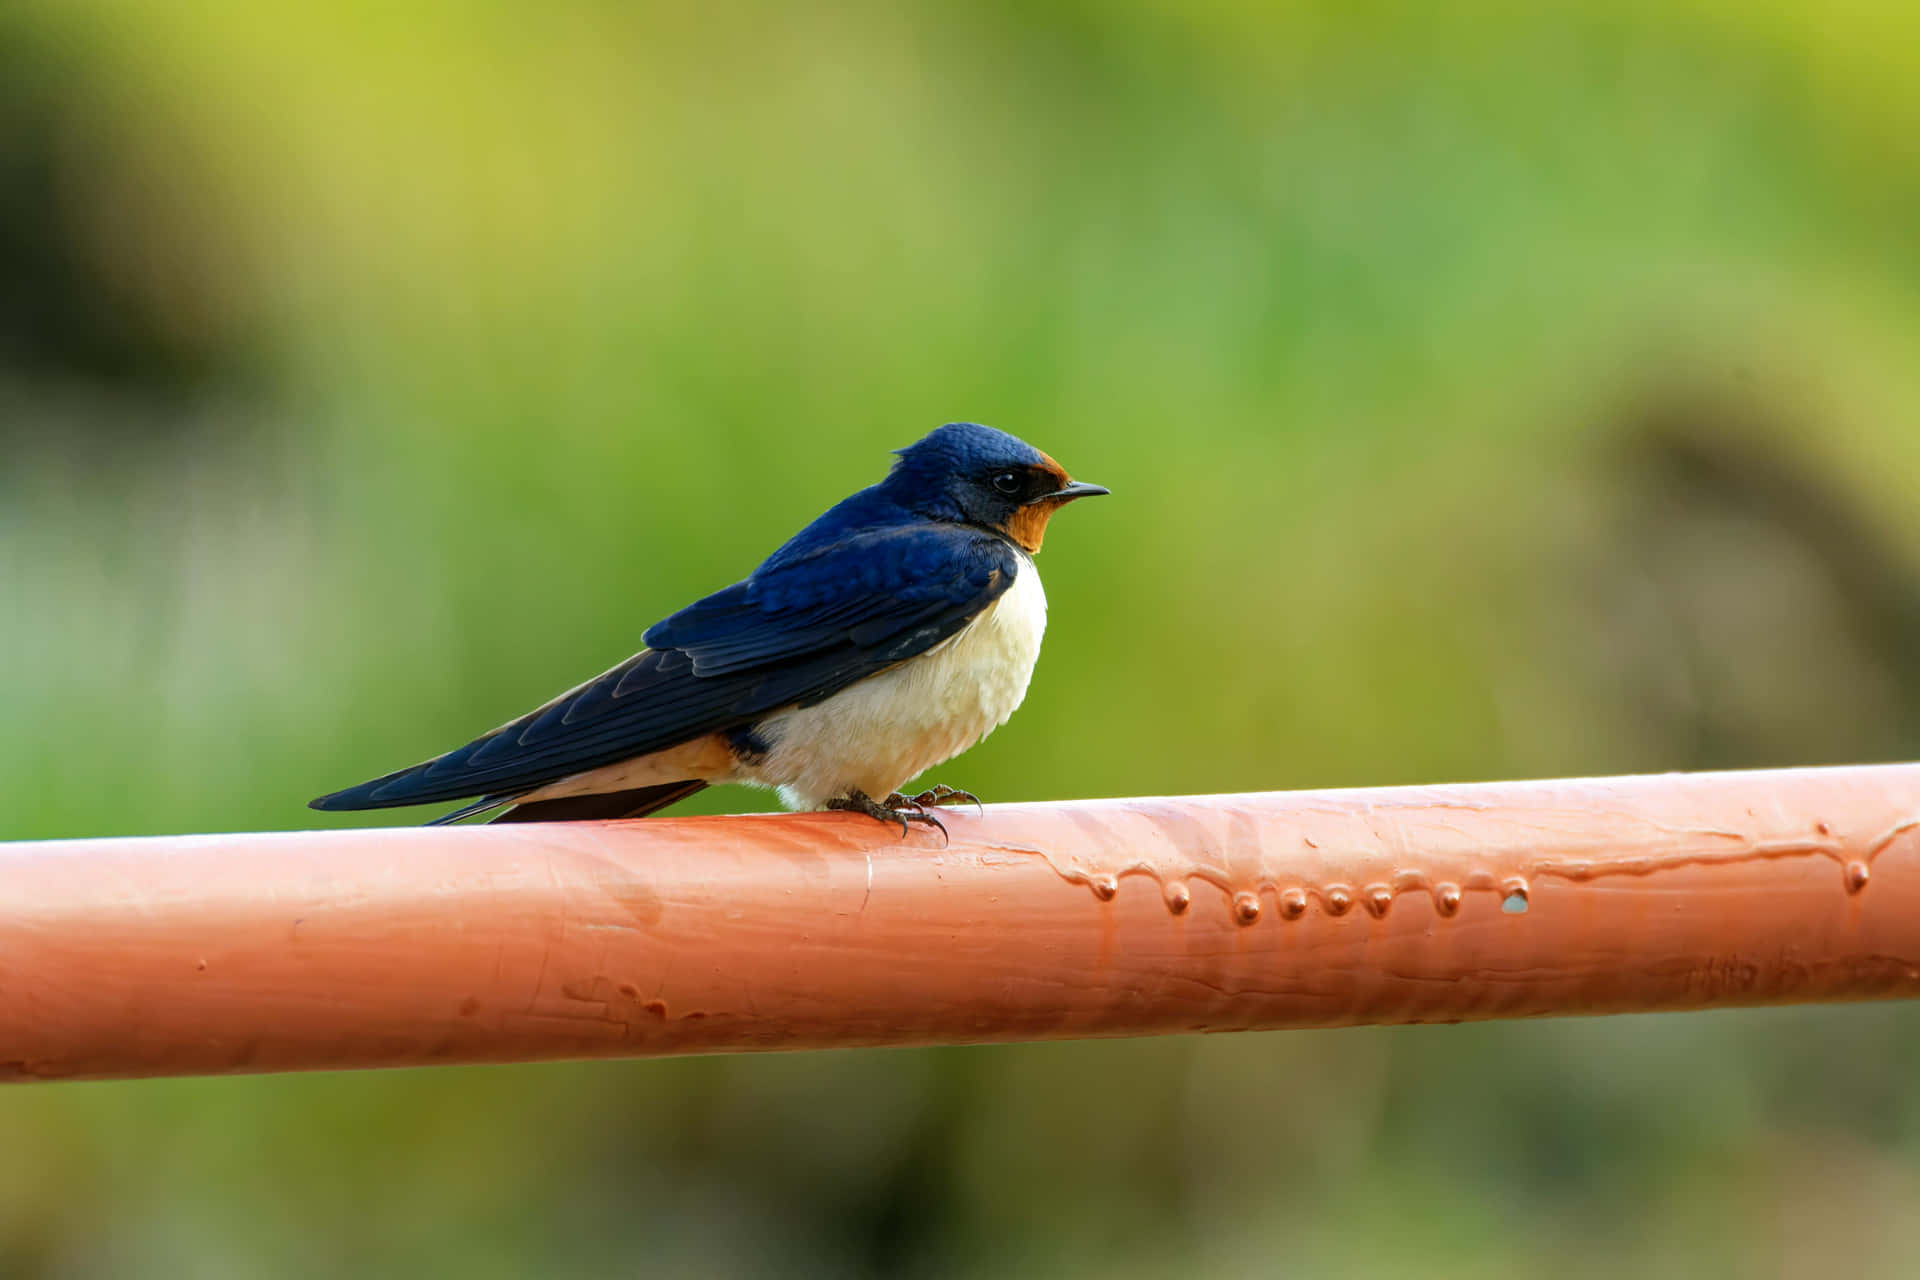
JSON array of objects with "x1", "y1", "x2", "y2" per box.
[{"x1": 883, "y1": 422, "x2": 1109, "y2": 552}]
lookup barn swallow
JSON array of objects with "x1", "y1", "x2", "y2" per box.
[{"x1": 310, "y1": 422, "x2": 1107, "y2": 833}]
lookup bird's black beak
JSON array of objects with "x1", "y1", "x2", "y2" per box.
[{"x1": 1038, "y1": 480, "x2": 1111, "y2": 504}]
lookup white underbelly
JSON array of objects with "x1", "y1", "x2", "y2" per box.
[{"x1": 749, "y1": 556, "x2": 1048, "y2": 808}]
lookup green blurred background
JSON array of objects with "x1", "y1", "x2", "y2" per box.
[{"x1": 7, "y1": 1, "x2": 1920, "y2": 1274}]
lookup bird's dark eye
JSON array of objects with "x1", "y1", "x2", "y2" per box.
[{"x1": 990, "y1": 470, "x2": 1023, "y2": 496}]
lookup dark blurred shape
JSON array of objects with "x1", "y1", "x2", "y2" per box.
[
  {"x1": 1595, "y1": 379, "x2": 1920, "y2": 768},
  {"x1": 0, "y1": 23, "x2": 237, "y2": 430}
]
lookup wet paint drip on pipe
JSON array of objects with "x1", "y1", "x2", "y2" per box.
[{"x1": 990, "y1": 793, "x2": 1917, "y2": 923}]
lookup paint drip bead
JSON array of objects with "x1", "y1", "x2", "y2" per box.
[{"x1": 1500, "y1": 878, "x2": 1530, "y2": 914}]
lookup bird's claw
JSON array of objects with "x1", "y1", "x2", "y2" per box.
[
  {"x1": 910, "y1": 783, "x2": 983, "y2": 815},
  {"x1": 828, "y1": 789, "x2": 948, "y2": 843},
  {"x1": 882, "y1": 792, "x2": 951, "y2": 843}
]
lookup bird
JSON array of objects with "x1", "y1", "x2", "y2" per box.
[{"x1": 309, "y1": 422, "x2": 1108, "y2": 833}]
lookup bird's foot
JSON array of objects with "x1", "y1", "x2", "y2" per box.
[
  {"x1": 909, "y1": 783, "x2": 983, "y2": 815},
  {"x1": 828, "y1": 789, "x2": 948, "y2": 842}
]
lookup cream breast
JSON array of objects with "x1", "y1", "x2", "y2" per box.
[{"x1": 749, "y1": 553, "x2": 1048, "y2": 808}]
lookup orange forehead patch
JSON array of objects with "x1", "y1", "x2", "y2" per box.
[{"x1": 1034, "y1": 451, "x2": 1069, "y2": 489}]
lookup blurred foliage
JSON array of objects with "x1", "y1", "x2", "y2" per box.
[{"x1": 5, "y1": 1, "x2": 1920, "y2": 1275}]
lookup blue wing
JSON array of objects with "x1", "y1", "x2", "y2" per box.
[{"x1": 310, "y1": 523, "x2": 1018, "y2": 811}]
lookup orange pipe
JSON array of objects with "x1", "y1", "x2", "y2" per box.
[{"x1": 4, "y1": 765, "x2": 1919, "y2": 1081}]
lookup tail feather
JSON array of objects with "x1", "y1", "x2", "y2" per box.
[
  {"x1": 425, "y1": 794, "x2": 523, "y2": 825},
  {"x1": 487, "y1": 779, "x2": 709, "y2": 823}
]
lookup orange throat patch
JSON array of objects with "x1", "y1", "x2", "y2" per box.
[{"x1": 1005, "y1": 500, "x2": 1061, "y2": 553}]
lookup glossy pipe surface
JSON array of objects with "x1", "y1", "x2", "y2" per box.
[{"x1": 4, "y1": 765, "x2": 1919, "y2": 1081}]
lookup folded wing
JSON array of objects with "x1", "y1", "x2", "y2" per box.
[{"x1": 310, "y1": 524, "x2": 1016, "y2": 811}]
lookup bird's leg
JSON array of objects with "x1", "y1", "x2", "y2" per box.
[
  {"x1": 828, "y1": 789, "x2": 947, "y2": 841},
  {"x1": 909, "y1": 783, "x2": 983, "y2": 815}
]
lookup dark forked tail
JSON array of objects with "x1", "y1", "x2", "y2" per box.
[{"x1": 486, "y1": 780, "x2": 709, "y2": 824}]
